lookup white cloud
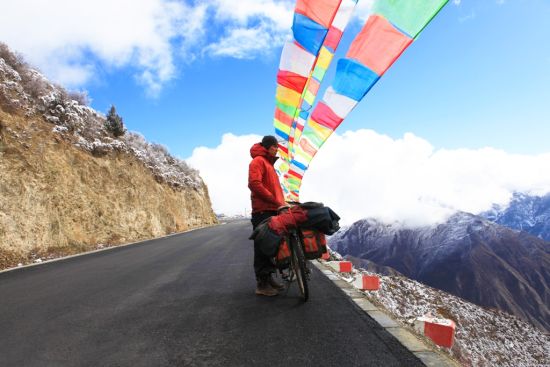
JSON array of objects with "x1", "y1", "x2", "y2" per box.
[
  {"x1": 0, "y1": 0, "x2": 293, "y2": 95},
  {"x1": 187, "y1": 131, "x2": 550, "y2": 226},
  {"x1": 210, "y1": 0, "x2": 293, "y2": 30},
  {"x1": 0, "y1": 0, "x2": 393, "y2": 97},
  {"x1": 187, "y1": 133, "x2": 261, "y2": 216},
  {"x1": 204, "y1": 0, "x2": 293, "y2": 59},
  {"x1": 205, "y1": 24, "x2": 288, "y2": 59},
  {"x1": 353, "y1": 0, "x2": 376, "y2": 22},
  {"x1": 459, "y1": 11, "x2": 477, "y2": 23},
  {"x1": 0, "y1": 0, "x2": 206, "y2": 96},
  {"x1": 1, "y1": 0, "x2": 474, "y2": 96},
  {"x1": 203, "y1": 0, "x2": 377, "y2": 63},
  {"x1": 0, "y1": 0, "x2": 381, "y2": 94}
]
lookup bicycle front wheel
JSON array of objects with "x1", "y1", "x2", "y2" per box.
[{"x1": 290, "y1": 234, "x2": 309, "y2": 302}]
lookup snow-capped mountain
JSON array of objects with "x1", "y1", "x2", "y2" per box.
[
  {"x1": 481, "y1": 192, "x2": 550, "y2": 241},
  {"x1": 329, "y1": 212, "x2": 550, "y2": 332}
]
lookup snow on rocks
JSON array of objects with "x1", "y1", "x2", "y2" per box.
[
  {"x1": 0, "y1": 58, "x2": 22, "y2": 82},
  {"x1": 1, "y1": 48, "x2": 203, "y2": 191},
  {"x1": 52, "y1": 125, "x2": 68, "y2": 133},
  {"x1": 46, "y1": 116, "x2": 60, "y2": 124},
  {"x1": 320, "y1": 249, "x2": 549, "y2": 366},
  {"x1": 354, "y1": 266, "x2": 549, "y2": 366}
]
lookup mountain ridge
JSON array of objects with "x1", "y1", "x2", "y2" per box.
[
  {"x1": 329, "y1": 212, "x2": 550, "y2": 332},
  {"x1": 481, "y1": 192, "x2": 550, "y2": 241}
]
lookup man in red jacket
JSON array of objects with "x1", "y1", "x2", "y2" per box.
[{"x1": 248, "y1": 135, "x2": 286, "y2": 296}]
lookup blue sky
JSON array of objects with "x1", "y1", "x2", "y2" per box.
[
  {"x1": 2, "y1": 0, "x2": 550, "y2": 221},
  {"x1": 91, "y1": 0, "x2": 550, "y2": 158},
  {"x1": 2, "y1": 0, "x2": 549, "y2": 158}
]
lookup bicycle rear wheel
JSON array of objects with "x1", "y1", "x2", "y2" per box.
[{"x1": 290, "y1": 233, "x2": 309, "y2": 302}]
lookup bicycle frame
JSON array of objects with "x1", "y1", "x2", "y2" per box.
[
  {"x1": 276, "y1": 204, "x2": 310, "y2": 301},
  {"x1": 286, "y1": 228, "x2": 309, "y2": 301}
]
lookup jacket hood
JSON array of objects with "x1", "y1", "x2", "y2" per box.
[{"x1": 250, "y1": 143, "x2": 278, "y2": 164}]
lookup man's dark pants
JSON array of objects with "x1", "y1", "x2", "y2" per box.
[{"x1": 251, "y1": 211, "x2": 278, "y2": 282}]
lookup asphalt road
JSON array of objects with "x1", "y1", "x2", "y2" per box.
[{"x1": 0, "y1": 221, "x2": 424, "y2": 367}]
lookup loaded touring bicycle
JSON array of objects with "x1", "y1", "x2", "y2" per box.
[{"x1": 250, "y1": 202, "x2": 340, "y2": 302}]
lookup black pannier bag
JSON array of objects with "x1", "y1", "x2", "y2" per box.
[{"x1": 249, "y1": 220, "x2": 283, "y2": 257}]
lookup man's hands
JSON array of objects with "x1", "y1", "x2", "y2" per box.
[{"x1": 277, "y1": 204, "x2": 290, "y2": 213}]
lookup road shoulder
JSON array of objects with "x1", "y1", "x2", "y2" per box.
[{"x1": 312, "y1": 260, "x2": 461, "y2": 367}]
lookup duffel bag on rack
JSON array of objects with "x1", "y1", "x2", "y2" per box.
[
  {"x1": 299, "y1": 203, "x2": 341, "y2": 235},
  {"x1": 300, "y1": 228, "x2": 327, "y2": 260}
]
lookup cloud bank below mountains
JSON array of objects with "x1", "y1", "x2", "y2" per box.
[{"x1": 187, "y1": 131, "x2": 550, "y2": 226}]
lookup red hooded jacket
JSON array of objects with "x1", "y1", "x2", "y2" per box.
[{"x1": 248, "y1": 143, "x2": 285, "y2": 213}]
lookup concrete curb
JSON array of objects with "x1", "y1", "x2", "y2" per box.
[
  {"x1": 312, "y1": 260, "x2": 461, "y2": 367},
  {"x1": 0, "y1": 224, "x2": 217, "y2": 275}
]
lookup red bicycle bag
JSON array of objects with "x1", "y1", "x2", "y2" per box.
[
  {"x1": 301, "y1": 229, "x2": 327, "y2": 260},
  {"x1": 276, "y1": 238, "x2": 291, "y2": 267}
]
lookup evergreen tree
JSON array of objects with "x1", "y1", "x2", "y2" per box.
[{"x1": 105, "y1": 105, "x2": 125, "y2": 137}]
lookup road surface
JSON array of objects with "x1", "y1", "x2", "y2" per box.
[{"x1": 0, "y1": 221, "x2": 424, "y2": 366}]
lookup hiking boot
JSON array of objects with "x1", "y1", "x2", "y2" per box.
[
  {"x1": 268, "y1": 275, "x2": 285, "y2": 290},
  {"x1": 255, "y1": 281, "x2": 278, "y2": 296}
]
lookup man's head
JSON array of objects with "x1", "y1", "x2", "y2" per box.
[{"x1": 261, "y1": 135, "x2": 279, "y2": 157}]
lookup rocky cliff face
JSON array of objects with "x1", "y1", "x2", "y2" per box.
[{"x1": 0, "y1": 44, "x2": 217, "y2": 269}]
